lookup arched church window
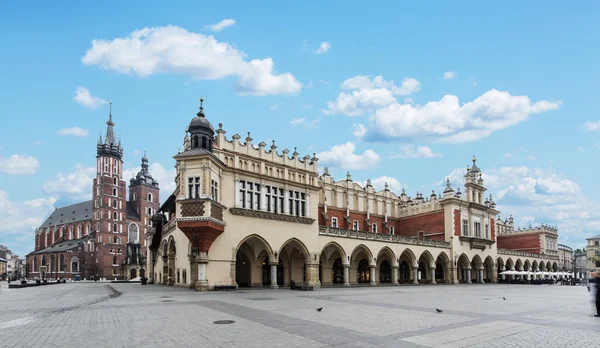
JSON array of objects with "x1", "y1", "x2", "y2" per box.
[
  {"x1": 113, "y1": 177, "x2": 117, "y2": 185},
  {"x1": 113, "y1": 212, "x2": 118, "y2": 220},
  {"x1": 113, "y1": 223, "x2": 117, "y2": 233},
  {"x1": 113, "y1": 199, "x2": 117, "y2": 208},
  {"x1": 113, "y1": 188, "x2": 117, "y2": 196},
  {"x1": 148, "y1": 193, "x2": 153, "y2": 202},
  {"x1": 133, "y1": 192, "x2": 137, "y2": 201},
  {"x1": 202, "y1": 136, "x2": 207, "y2": 149},
  {"x1": 147, "y1": 207, "x2": 152, "y2": 215},
  {"x1": 128, "y1": 223, "x2": 139, "y2": 244},
  {"x1": 113, "y1": 235, "x2": 117, "y2": 244}
]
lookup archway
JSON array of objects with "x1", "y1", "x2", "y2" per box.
[
  {"x1": 379, "y1": 260, "x2": 392, "y2": 283},
  {"x1": 484, "y1": 256, "x2": 495, "y2": 282},
  {"x1": 457, "y1": 254, "x2": 470, "y2": 283},
  {"x1": 279, "y1": 238, "x2": 310, "y2": 286},
  {"x1": 130, "y1": 269, "x2": 137, "y2": 279},
  {"x1": 319, "y1": 242, "x2": 346, "y2": 286},
  {"x1": 235, "y1": 235, "x2": 274, "y2": 288},
  {"x1": 261, "y1": 257, "x2": 284, "y2": 286},
  {"x1": 435, "y1": 252, "x2": 450, "y2": 283},
  {"x1": 357, "y1": 259, "x2": 370, "y2": 284},
  {"x1": 418, "y1": 251, "x2": 434, "y2": 284},
  {"x1": 377, "y1": 247, "x2": 396, "y2": 284},
  {"x1": 399, "y1": 261, "x2": 410, "y2": 283},
  {"x1": 539, "y1": 261, "x2": 545, "y2": 272},
  {"x1": 161, "y1": 242, "x2": 168, "y2": 284},
  {"x1": 471, "y1": 255, "x2": 483, "y2": 283},
  {"x1": 552, "y1": 262, "x2": 558, "y2": 272},
  {"x1": 350, "y1": 245, "x2": 374, "y2": 285},
  {"x1": 399, "y1": 249, "x2": 417, "y2": 284}
]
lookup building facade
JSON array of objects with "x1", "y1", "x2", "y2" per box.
[
  {"x1": 557, "y1": 244, "x2": 574, "y2": 272},
  {"x1": 26, "y1": 107, "x2": 159, "y2": 281},
  {"x1": 575, "y1": 251, "x2": 587, "y2": 277},
  {"x1": 586, "y1": 234, "x2": 600, "y2": 278},
  {"x1": 146, "y1": 99, "x2": 561, "y2": 291}
]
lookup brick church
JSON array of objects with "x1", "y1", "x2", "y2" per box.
[{"x1": 26, "y1": 107, "x2": 160, "y2": 280}]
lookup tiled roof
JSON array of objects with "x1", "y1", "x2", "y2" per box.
[
  {"x1": 40, "y1": 201, "x2": 93, "y2": 228},
  {"x1": 29, "y1": 236, "x2": 89, "y2": 255}
]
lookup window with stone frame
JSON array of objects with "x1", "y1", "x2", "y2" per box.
[
  {"x1": 113, "y1": 177, "x2": 117, "y2": 185},
  {"x1": 474, "y1": 222, "x2": 481, "y2": 238},
  {"x1": 113, "y1": 187, "x2": 117, "y2": 196},
  {"x1": 353, "y1": 220, "x2": 359, "y2": 231},
  {"x1": 288, "y1": 190, "x2": 306, "y2": 217},
  {"x1": 331, "y1": 217, "x2": 338, "y2": 228},
  {"x1": 188, "y1": 177, "x2": 200, "y2": 199},
  {"x1": 238, "y1": 181, "x2": 261, "y2": 210},
  {"x1": 390, "y1": 226, "x2": 395, "y2": 235},
  {"x1": 265, "y1": 185, "x2": 284, "y2": 214},
  {"x1": 485, "y1": 224, "x2": 489, "y2": 239},
  {"x1": 211, "y1": 179, "x2": 219, "y2": 202},
  {"x1": 113, "y1": 211, "x2": 118, "y2": 220},
  {"x1": 112, "y1": 223, "x2": 118, "y2": 233},
  {"x1": 148, "y1": 193, "x2": 153, "y2": 202},
  {"x1": 128, "y1": 223, "x2": 139, "y2": 243},
  {"x1": 462, "y1": 220, "x2": 469, "y2": 236},
  {"x1": 372, "y1": 224, "x2": 378, "y2": 233},
  {"x1": 133, "y1": 192, "x2": 137, "y2": 201},
  {"x1": 112, "y1": 199, "x2": 117, "y2": 208}
]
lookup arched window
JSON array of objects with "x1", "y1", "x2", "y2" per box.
[
  {"x1": 71, "y1": 261, "x2": 78, "y2": 272},
  {"x1": 109, "y1": 247, "x2": 114, "y2": 254},
  {"x1": 147, "y1": 207, "x2": 152, "y2": 215},
  {"x1": 33, "y1": 256, "x2": 38, "y2": 272},
  {"x1": 77, "y1": 225, "x2": 81, "y2": 239},
  {"x1": 113, "y1": 199, "x2": 117, "y2": 208},
  {"x1": 113, "y1": 212, "x2": 118, "y2": 220},
  {"x1": 193, "y1": 136, "x2": 198, "y2": 148},
  {"x1": 96, "y1": 222, "x2": 100, "y2": 232},
  {"x1": 113, "y1": 236, "x2": 117, "y2": 244},
  {"x1": 113, "y1": 256, "x2": 117, "y2": 265},
  {"x1": 69, "y1": 227, "x2": 73, "y2": 240},
  {"x1": 117, "y1": 248, "x2": 121, "y2": 254},
  {"x1": 112, "y1": 223, "x2": 117, "y2": 232},
  {"x1": 148, "y1": 193, "x2": 153, "y2": 202},
  {"x1": 59, "y1": 255, "x2": 65, "y2": 271},
  {"x1": 42, "y1": 255, "x2": 46, "y2": 267},
  {"x1": 113, "y1": 188, "x2": 117, "y2": 196},
  {"x1": 133, "y1": 192, "x2": 137, "y2": 201},
  {"x1": 128, "y1": 223, "x2": 140, "y2": 244},
  {"x1": 202, "y1": 136, "x2": 207, "y2": 149},
  {"x1": 113, "y1": 177, "x2": 117, "y2": 185}
]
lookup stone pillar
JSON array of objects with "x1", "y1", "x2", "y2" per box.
[
  {"x1": 392, "y1": 265, "x2": 399, "y2": 285},
  {"x1": 305, "y1": 263, "x2": 321, "y2": 288},
  {"x1": 478, "y1": 269, "x2": 484, "y2": 283},
  {"x1": 412, "y1": 266, "x2": 419, "y2": 285},
  {"x1": 369, "y1": 265, "x2": 377, "y2": 286},
  {"x1": 448, "y1": 261, "x2": 458, "y2": 284},
  {"x1": 500, "y1": 266, "x2": 505, "y2": 280},
  {"x1": 195, "y1": 252, "x2": 209, "y2": 291},
  {"x1": 167, "y1": 253, "x2": 175, "y2": 286},
  {"x1": 466, "y1": 268, "x2": 472, "y2": 284},
  {"x1": 343, "y1": 264, "x2": 350, "y2": 287},
  {"x1": 429, "y1": 267, "x2": 437, "y2": 284},
  {"x1": 492, "y1": 267, "x2": 498, "y2": 283},
  {"x1": 269, "y1": 263, "x2": 279, "y2": 289}
]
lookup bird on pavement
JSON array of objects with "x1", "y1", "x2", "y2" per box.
[
  {"x1": 316, "y1": 307, "x2": 323, "y2": 312},
  {"x1": 436, "y1": 308, "x2": 443, "y2": 313},
  {"x1": 503, "y1": 297, "x2": 506, "y2": 300}
]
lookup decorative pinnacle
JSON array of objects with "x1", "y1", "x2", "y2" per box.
[
  {"x1": 446, "y1": 177, "x2": 450, "y2": 187},
  {"x1": 472, "y1": 155, "x2": 476, "y2": 165},
  {"x1": 109, "y1": 102, "x2": 112, "y2": 116}
]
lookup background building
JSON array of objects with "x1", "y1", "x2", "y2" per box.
[
  {"x1": 586, "y1": 234, "x2": 600, "y2": 278},
  {"x1": 557, "y1": 244, "x2": 574, "y2": 271},
  {"x1": 26, "y1": 108, "x2": 159, "y2": 281},
  {"x1": 575, "y1": 250, "x2": 587, "y2": 277}
]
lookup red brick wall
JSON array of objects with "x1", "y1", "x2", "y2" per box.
[
  {"x1": 490, "y1": 218, "x2": 495, "y2": 241},
  {"x1": 318, "y1": 206, "x2": 391, "y2": 234},
  {"x1": 497, "y1": 233, "x2": 541, "y2": 253},
  {"x1": 396, "y1": 211, "x2": 444, "y2": 237},
  {"x1": 454, "y1": 210, "x2": 460, "y2": 236}
]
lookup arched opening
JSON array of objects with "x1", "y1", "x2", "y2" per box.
[
  {"x1": 399, "y1": 261, "x2": 410, "y2": 283},
  {"x1": 319, "y1": 242, "x2": 346, "y2": 286},
  {"x1": 357, "y1": 259, "x2": 370, "y2": 284},
  {"x1": 113, "y1": 223, "x2": 118, "y2": 233},
  {"x1": 279, "y1": 238, "x2": 310, "y2": 287},
  {"x1": 167, "y1": 237, "x2": 176, "y2": 286},
  {"x1": 399, "y1": 249, "x2": 417, "y2": 284},
  {"x1": 457, "y1": 254, "x2": 470, "y2": 283},
  {"x1": 128, "y1": 223, "x2": 139, "y2": 244},
  {"x1": 471, "y1": 255, "x2": 483, "y2": 283},
  {"x1": 140, "y1": 269, "x2": 146, "y2": 278},
  {"x1": 148, "y1": 193, "x2": 153, "y2": 202},
  {"x1": 484, "y1": 256, "x2": 495, "y2": 282},
  {"x1": 552, "y1": 262, "x2": 558, "y2": 272},
  {"x1": 112, "y1": 199, "x2": 117, "y2": 208},
  {"x1": 418, "y1": 251, "x2": 434, "y2": 284},
  {"x1": 193, "y1": 136, "x2": 198, "y2": 148},
  {"x1": 130, "y1": 269, "x2": 137, "y2": 279},
  {"x1": 379, "y1": 260, "x2": 392, "y2": 283},
  {"x1": 113, "y1": 177, "x2": 117, "y2": 185},
  {"x1": 113, "y1": 188, "x2": 117, "y2": 196},
  {"x1": 59, "y1": 255, "x2": 65, "y2": 272},
  {"x1": 435, "y1": 252, "x2": 449, "y2": 283},
  {"x1": 113, "y1": 256, "x2": 117, "y2": 265},
  {"x1": 202, "y1": 136, "x2": 207, "y2": 149},
  {"x1": 113, "y1": 212, "x2": 117, "y2": 220},
  {"x1": 261, "y1": 257, "x2": 284, "y2": 286},
  {"x1": 235, "y1": 235, "x2": 274, "y2": 288},
  {"x1": 71, "y1": 261, "x2": 78, "y2": 272}
]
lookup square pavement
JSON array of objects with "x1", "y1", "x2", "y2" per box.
[{"x1": 1, "y1": 281, "x2": 599, "y2": 348}]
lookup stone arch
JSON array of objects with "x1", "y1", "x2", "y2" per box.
[
  {"x1": 235, "y1": 234, "x2": 275, "y2": 288},
  {"x1": 398, "y1": 248, "x2": 417, "y2": 284},
  {"x1": 552, "y1": 262, "x2": 558, "y2": 272},
  {"x1": 539, "y1": 260, "x2": 545, "y2": 272},
  {"x1": 457, "y1": 253, "x2": 470, "y2": 283},
  {"x1": 515, "y1": 259, "x2": 523, "y2": 271},
  {"x1": 435, "y1": 251, "x2": 450, "y2": 283},
  {"x1": 278, "y1": 238, "x2": 311, "y2": 287},
  {"x1": 418, "y1": 250, "x2": 435, "y2": 284},
  {"x1": 524, "y1": 259, "x2": 531, "y2": 272},
  {"x1": 320, "y1": 242, "x2": 346, "y2": 286},
  {"x1": 532, "y1": 260, "x2": 539, "y2": 272},
  {"x1": 505, "y1": 258, "x2": 514, "y2": 271},
  {"x1": 350, "y1": 244, "x2": 374, "y2": 285},
  {"x1": 376, "y1": 247, "x2": 396, "y2": 284},
  {"x1": 470, "y1": 255, "x2": 483, "y2": 283},
  {"x1": 484, "y1": 256, "x2": 495, "y2": 282}
]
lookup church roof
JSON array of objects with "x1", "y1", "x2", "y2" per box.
[
  {"x1": 29, "y1": 236, "x2": 88, "y2": 255},
  {"x1": 126, "y1": 201, "x2": 141, "y2": 221},
  {"x1": 40, "y1": 201, "x2": 93, "y2": 228}
]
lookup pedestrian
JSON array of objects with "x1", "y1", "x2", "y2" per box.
[{"x1": 595, "y1": 275, "x2": 600, "y2": 317}]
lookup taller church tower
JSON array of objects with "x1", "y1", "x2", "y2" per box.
[{"x1": 92, "y1": 103, "x2": 126, "y2": 278}]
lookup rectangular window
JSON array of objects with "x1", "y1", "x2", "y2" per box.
[
  {"x1": 239, "y1": 181, "x2": 260, "y2": 210},
  {"x1": 211, "y1": 180, "x2": 219, "y2": 202},
  {"x1": 485, "y1": 224, "x2": 489, "y2": 239},
  {"x1": 474, "y1": 222, "x2": 481, "y2": 238},
  {"x1": 288, "y1": 190, "x2": 306, "y2": 217},
  {"x1": 372, "y1": 224, "x2": 378, "y2": 233},
  {"x1": 331, "y1": 217, "x2": 338, "y2": 228},
  {"x1": 265, "y1": 186, "x2": 284, "y2": 214},
  {"x1": 462, "y1": 220, "x2": 469, "y2": 236},
  {"x1": 188, "y1": 177, "x2": 201, "y2": 199},
  {"x1": 353, "y1": 220, "x2": 359, "y2": 231},
  {"x1": 390, "y1": 226, "x2": 395, "y2": 235}
]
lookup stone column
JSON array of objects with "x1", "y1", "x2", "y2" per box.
[
  {"x1": 412, "y1": 266, "x2": 419, "y2": 285},
  {"x1": 500, "y1": 266, "x2": 505, "y2": 281},
  {"x1": 195, "y1": 252, "x2": 209, "y2": 291},
  {"x1": 466, "y1": 268, "x2": 472, "y2": 284},
  {"x1": 369, "y1": 265, "x2": 377, "y2": 286},
  {"x1": 269, "y1": 263, "x2": 279, "y2": 289},
  {"x1": 492, "y1": 267, "x2": 498, "y2": 283},
  {"x1": 305, "y1": 263, "x2": 321, "y2": 288},
  {"x1": 343, "y1": 264, "x2": 350, "y2": 287},
  {"x1": 392, "y1": 265, "x2": 399, "y2": 285},
  {"x1": 429, "y1": 266, "x2": 437, "y2": 284},
  {"x1": 167, "y1": 253, "x2": 175, "y2": 286},
  {"x1": 478, "y1": 269, "x2": 484, "y2": 283}
]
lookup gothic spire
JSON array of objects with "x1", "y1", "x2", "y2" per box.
[{"x1": 105, "y1": 102, "x2": 116, "y2": 146}]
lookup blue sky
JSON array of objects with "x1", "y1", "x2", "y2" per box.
[{"x1": 1, "y1": 1, "x2": 598, "y2": 257}]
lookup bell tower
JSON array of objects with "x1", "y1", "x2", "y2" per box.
[{"x1": 92, "y1": 103, "x2": 126, "y2": 279}]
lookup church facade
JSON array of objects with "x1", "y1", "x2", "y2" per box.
[
  {"x1": 146, "y1": 99, "x2": 561, "y2": 291},
  {"x1": 26, "y1": 108, "x2": 160, "y2": 281}
]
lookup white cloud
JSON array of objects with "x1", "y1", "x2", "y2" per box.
[
  {"x1": 442, "y1": 165, "x2": 594, "y2": 247},
  {"x1": 42, "y1": 164, "x2": 96, "y2": 200},
  {"x1": 356, "y1": 175, "x2": 403, "y2": 193},
  {"x1": 325, "y1": 75, "x2": 421, "y2": 116},
  {"x1": 290, "y1": 117, "x2": 305, "y2": 125},
  {"x1": 352, "y1": 124, "x2": 367, "y2": 137},
  {"x1": 73, "y1": 87, "x2": 108, "y2": 109},
  {"x1": 582, "y1": 120, "x2": 600, "y2": 131},
  {"x1": 364, "y1": 89, "x2": 560, "y2": 143},
  {"x1": 503, "y1": 153, "x2": 513, "y2": 159},
  {"x1": 316, "y1": 142, "x2": 380, "y2": 171},
  {"x1": 525, "y1": 154, "x2": 537, "y2": 161},
  {"x1": 0, "y1": 154, "x2": 40, "y2": 175},
  {"x1": 57, "y1": 127, "x2": 89, "y2": 137},
  {"x1": 206, "y1": 18, "x2": 236, "y2": 32},
  {"x1": 443, "y1": 71, "x2": 457, "y2": 80},
  {"x1": 0, "y1": 190, "x2": 56, "y2": 255},
  {"x1": 577, "y1": 147, "x2": 585, "y2": 152},
  {"x1": 391, "y1": 145, "x2": 442, "y2": 159},
  {"x1": 82, "y1": 25, "x2": 302, "y2": 96},
  {"x1": 313, "y1": 42, "x2": 331, "y2": 54}
]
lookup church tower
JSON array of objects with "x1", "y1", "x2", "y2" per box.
[{"x1": 92, "y1": 103, "x2": 126, "y2": 279}]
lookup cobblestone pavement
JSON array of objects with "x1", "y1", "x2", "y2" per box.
[{"x1": 1, "y1": 281, "x2": 599, "y2": 347}]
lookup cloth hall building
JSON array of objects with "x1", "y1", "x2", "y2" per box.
[
  {"x1": 146, "y1": 99, "x2": 562, "y2": 291},
  {"x1": 26, "y1": 108, "x2": 160, "y2": 281}
]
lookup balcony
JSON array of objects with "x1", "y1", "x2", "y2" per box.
[
  {"x1": 458, "y1": 235, "x2": 495, "y2": 251},
  {"x1": 177, "y1": 198, "x2": 226, "y2": 253}
]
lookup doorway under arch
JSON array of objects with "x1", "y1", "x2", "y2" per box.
[
  {"x1": 130, "y1": 269, "x2": 137, "y2": 279},
  {"x1": 379, "y1": 259, "x2": 392, "y2": 283},
  {"x1": 357, "y1": 259, "x2": 370, "y2": 284}
]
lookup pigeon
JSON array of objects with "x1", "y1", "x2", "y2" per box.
[
  {"x1": 436, "y1": 308, "x2": 443, "y2": 313},
  {"x1": 503, "y1": 297, "x2": 506, "y2": 300},
  {"x1": 316, "y1": 307, "x2": 323, "y2": 312}
]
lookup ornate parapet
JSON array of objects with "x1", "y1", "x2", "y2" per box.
[
  {"x1": 229, "y1": 208, "x2": 315, "y2": 225},
  {"x1": 459, "y1": 236, "x2": 495, "y2": 251},
  {"x1": 497, "y1": 248, "x2": 559, "y2": 260},
  {"x1": 319, "y1": 226, "x2": 451, "y2": 249}
]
